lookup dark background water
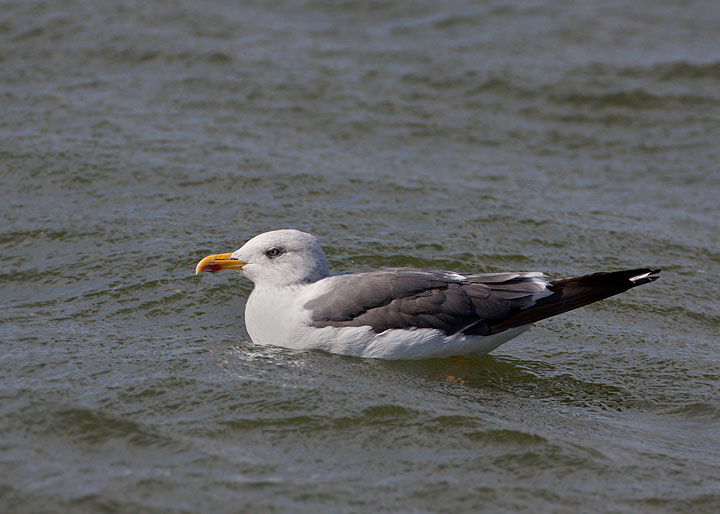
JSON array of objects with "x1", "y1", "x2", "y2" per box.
[{"x1": 2, "y1": 0, "x2": 719, "y2": 512}]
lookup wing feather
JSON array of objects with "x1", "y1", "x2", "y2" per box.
[{"x1": 305, "y1": 267, "x2": 548, "y2": 335}]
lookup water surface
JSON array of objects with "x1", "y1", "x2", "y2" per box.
[{"x1": 1, "y1": 0, "x2": 719, "y2": 512}]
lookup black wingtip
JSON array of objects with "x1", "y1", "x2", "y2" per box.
[
  {"x1": 485, "y1": 267, "x2": 661, "y2": 335},
  {"x1": 629, "y1": 268, "x2": 661, "y2": 286}
]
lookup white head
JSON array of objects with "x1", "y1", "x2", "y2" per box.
[{"x1": 196, "y1": 229, "x2": 330, "y2": 287}]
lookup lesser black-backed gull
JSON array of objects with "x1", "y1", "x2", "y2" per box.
[{"x1": 195, "y1": 229, "x2": 660, "y2": 360}]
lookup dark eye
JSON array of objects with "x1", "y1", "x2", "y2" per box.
[{"x1": 265, "y1": 247, "x2": 282, "y2": 258}]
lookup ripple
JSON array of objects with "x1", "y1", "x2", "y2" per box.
[
  {"x1": 467, "y1": 428, "x2": 548, "y2": 445},
  {"x1": 551, "y1": 88, "x2": 715, "y2": 109},
  {"x1": 655, "y1": 60, "x2": 720, "y2": 81},
  {"x1": 81, "y1": 47, "x2": 234, "y2": 66},
  {"x1": 663, "y1": 403, "x2": 720, "y2": 421},
  {"x1": 390, "y1": 355, "x2": 639, "y2": 411},
  {"x1": 15, "y1": 404, "x2": 177, "y2": 449},
  {"x1": 592, "y1": 60, "x2": 720, "y2": 81}
]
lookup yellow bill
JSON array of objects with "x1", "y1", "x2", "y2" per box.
[{"x1": 195, "y1": 253, "x2": 247, "y2": 274}]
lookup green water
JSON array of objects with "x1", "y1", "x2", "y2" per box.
[{"x1": 2, "y1": 0, "x2": 719, "y2": 512}]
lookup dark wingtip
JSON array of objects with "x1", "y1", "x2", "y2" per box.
[{"x1": 630, "y1": 268, "x2": 661, "y2": 286}]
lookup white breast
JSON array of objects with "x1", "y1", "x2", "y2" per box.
[{"x1": 244, "y1": 283, "x2": 316, "y2": 348}]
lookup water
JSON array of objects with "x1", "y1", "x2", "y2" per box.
[{"x1": 2, "y1": 0, "x2": 719, "y2": 511}]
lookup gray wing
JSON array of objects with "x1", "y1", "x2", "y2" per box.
[{"x1": 304, "y1": 267, "x2": 549, "y2": 336}]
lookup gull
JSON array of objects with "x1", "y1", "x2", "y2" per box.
[{"x1": 195, "y1": 229, "x2": 660, "y2": 360}]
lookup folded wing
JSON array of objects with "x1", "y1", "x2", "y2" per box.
[
  {"x1": 305, "y1": 267, "x2": 660, "y2": 336},
  {"x1": 304, "y1": 268, "x2": 551, "y2": 336}
]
